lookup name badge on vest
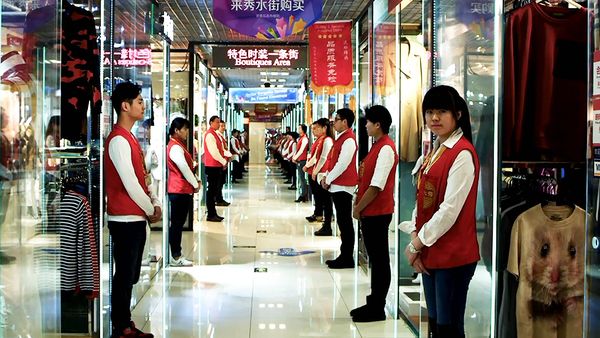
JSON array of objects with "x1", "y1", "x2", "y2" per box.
[{"x1": 423, "y1": 180, "x2": 436, "y2": 210}]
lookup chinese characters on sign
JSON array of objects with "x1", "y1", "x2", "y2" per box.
[
  {"x1": 214, "y1": 0, "x2": 322, "y2": 39},
  {"x1": 212, "y1": 46, "x2": 307, "y2": 68},
  {"x1": 103, "y1": 48, "x2": 152, "y2": 67},
  {"x1": 230, "y1": 0, "x2": 306, "y2": 12},
  {"x1": 309, "y1": 21, "x2": 353, "y2": 90}
]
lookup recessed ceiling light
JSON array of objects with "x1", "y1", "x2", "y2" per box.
[
  {"x1": 269, "y1": 79, "x2": 277, "y2": 82},
  {"x1": 260, "y1": 78, "x2": 268, "y2": 82},
  {"x1": 278, "y1": 79, "x2": 286, "y2": 82},
  {"x1": 276, "y1": 85, "x2": 283, "y2": 88},
  {"x1": 270, "y1": 72, "x2": 279, "y2": 76},
  {"x1": 260, "y1": 72, "x2": 267, "y2": 76},
  {"x1": 280, "y1": 72, "x2": 289, "y2": 76}
]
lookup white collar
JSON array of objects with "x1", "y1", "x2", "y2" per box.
[{"x1": 433, "y1": 128, "x2": 463, "y2": 150}]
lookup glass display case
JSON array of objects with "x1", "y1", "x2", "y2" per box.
[{"x1": 1, "y1": 0, "x2": 102, "y2": 336}]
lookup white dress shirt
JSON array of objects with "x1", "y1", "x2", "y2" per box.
[
  {"x1": 169, "y1": 144, "x2": 199, "y2": 190},
  {"x1": 370, "y1": 145, "x2": 395, "y2": 190},
  {"x1": 108, "y1": 136, "x2": 160, "y2": 222},
  {"x1": 205, "y1": 132, "x2": 227, "y2": 166},
  {"x1": 292, "y1": 135, "x2": 308, "y2": 161},
  {"x1": 404, "y1": 129, "x2": 476, "y2": 247},
  {"x1": 325, "y1": 129, "x2": 357, "y2": 195},
  {"x1": 314, "y1": 137, "x2": 333, "y2": 176}
]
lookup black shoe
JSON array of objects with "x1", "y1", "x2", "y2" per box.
[
  {"x1": 207, "y1": 216, "x2": 223, "y2": 222},
  {"x1": 283, "y1": 179, "x2": 292, "y2": 184},
  {"x1": 287, "y1": 186, "x2": 297, "y2": 190},
  {"x1": 295, "y1": 197, "x2": 306, "y2": 203},
  {"x1": 306, "y1": 215, "x2": 323, "y2": 222},
  {"x1": 350, "y1": 295, "x2": 376, "y2": 317},
  {"x1": 326, "y1": 257, "x2": 355, "y2": 269},
  {"x1": 314, "y1": 226, "x2": 332, "y2": 236},
  {"x1": 216, "y1": 201, "x2": 230, "y2": 206},
  {"x1": 216, "y1": 215, "x2": 225, "y2": 220},
  {"x1": 351, "y1": 310, "x2": 386, "y2": 322}
]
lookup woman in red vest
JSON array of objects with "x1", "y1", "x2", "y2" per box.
[
  {"x1": 351, "y1": 105, "x2": 398, "y2": 322},
  {"x1": 167, "y1": 118, "x2": 200, "y2": 267},
  {"x1": 404, "y1": 86, "x2": 480, "y2": 338}
]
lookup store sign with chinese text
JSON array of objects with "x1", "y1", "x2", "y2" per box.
[
  {"x1": 230, "y1": 87, "x2": 299, "y2": 104},
  {"x1": 214, "y1": 0, "x2": 322, "y2": 39},
  {"x1": 212, "y1": 46, "x2": 307, "y2": 68},
  {"x1": 309, "y1": 21, "x2": 353, "y2": 90},
  {"x1": 373, "y1": 23, "x2": 395, "y2": 94},
  {"x1": 456, "y1": 0, "x2": 494, "y2": 39},
  {"x1": 103, "y1": 48, "x2": 152, "y2": 67}
]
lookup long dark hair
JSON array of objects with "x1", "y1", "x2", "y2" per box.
[
  {"x1": 169, "y1": 117, "x2": 190, "y2": 136},
  {"x1": 422, "y1": 85, "x2": 473, "y2": 143},
  {"x1": 314, "y1": 118, "x2": 334, "y2": 138}
]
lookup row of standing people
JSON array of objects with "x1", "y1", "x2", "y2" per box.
[
  {"x1": 273, "y1": 86, "x2": 481, "y2": 335},
  {"x1": 104, "y1": 82, "x2": 251, "y2": 338}
]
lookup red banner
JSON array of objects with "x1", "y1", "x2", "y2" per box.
[
  {"x1": 309, "y1": 21, "x2": 353, "y2": 92},
  {"x1": 389, "y1": 0, "x2": 401, "y2": 11}
]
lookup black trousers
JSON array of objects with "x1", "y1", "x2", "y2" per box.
[
  {"x1": 109, "y1": 220, "x2": 147, "y2": 332},
  {"x1": 331, "y1": 191, "x2": 354, "y2": 260},
  {"x1": 289, "y1": 162, "x2": 297, "y2": 186},
  {"x1": 360, "y1": 214, "x2": 393, "y2": 307},
  {"x1": 217, "y1": 167, "x2": 227, "y2": 202},
  {"x1": 205, "y1": 166, "x2": 221, "y2": 217},
  {"x1": 168, "y1": 193, "x2": 192, "y2": 258},
  {"x1": 308, "y1": 176, "x2": 332, "y2": 224}
]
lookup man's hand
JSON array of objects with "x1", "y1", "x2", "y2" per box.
[
  {"x1": 321, "y1": 181, "x2": 330, "y2": 190},
  {"x1": 404, "y1": 244, "x2": 419, "y2": 266},
  {"x1": 148, "y1": 206, "x2": 162, "y2": 223},
  {"x1": 302, "y1": 166, "x2": 308, "y2": 173},
  {"x1": 412, "y1": 256, "x2": 429, "y2": 275},
  {"x1": 311, "y1": 173, "x2": 317, "y2": 181},
  {"x1": 194, "y1": 181, "x2": 201, "y2": 193},
  {"x1": 352, "y1": 205, "x2": 361, "y2": 220}
]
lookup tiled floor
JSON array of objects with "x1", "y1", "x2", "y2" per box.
[{"x1": 129, "y1": 164, "x2": 417, "y2": 338}]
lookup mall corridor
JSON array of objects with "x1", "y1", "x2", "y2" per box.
[{"x1": 125, "y1": 163, "x2": 415, "y2": 338}]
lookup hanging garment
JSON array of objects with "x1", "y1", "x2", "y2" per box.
[
  {"x1": 23, "y1": 2, "x2": 101, "y2": 142},
  {"x1": 57, "y1": 191, "x2": 99, "y2": 296},
  {"x1": 503, "y1": 3, "x2": 587, "y2": 161},
  {"x1": 507, "y1": 204, "x2": 585, "y2": 338}
]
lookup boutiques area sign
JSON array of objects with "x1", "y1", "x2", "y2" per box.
[{"x1": 212, "y1": 46, "x2": 307, "y2": 68}]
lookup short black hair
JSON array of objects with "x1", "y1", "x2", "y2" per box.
[
  {"x1": 365, "y1": 105, "x2": 392, "y2": 134},
  {"x1": 169, "y1": 117, "x2": 191, "y2": 136},
  {"x1": 299, "y1": 124, "x2": 307, "y2": 133},
  {"x1": 111, "y1": 81, "x2": 142, "y2": 116},
  {"x1": 209, "y1": 115, "x2": 220, "y2": 123},
  {"x1": 335, "y1": 108, "x2": 355, "y2": 128},
  {"x1": 422, "y1": 85, "x2": 473, "y2": 143}
]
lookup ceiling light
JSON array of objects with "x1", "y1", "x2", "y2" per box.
[
  {"x1": 260, "y1": 78, "x2": 268, "y2": 82},
  {"x1": 270, "y1": 72, "x2": 279, "y2": 76},
  {"x1": 280, "y1": 72, "x2": 289, "y2": 76},
  {"x1": 276, "y1": 85, "x2": 283, "y2": 88},
  {"x1": 278, "y1": 79, "x2": 286, "y2": 82},
  {"x1": 260, "y1": 72, "x2": 267, "y2": 76}
]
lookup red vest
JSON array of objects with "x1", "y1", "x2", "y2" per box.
[
  {"x1": 327, "y1": 129, "x2": 358, "y2": 186},
  {"x1": 307, "y1": 136, "x2": 324, "y2": 175},
  {"x1": 105, "y1": 125, "x2": 150, "y2": 217},
  {"x1": 203, "y1": 128, "x2": 225, "y2": 167},
  {"x1": 296, "y1": 135, "x2": 308, "y2": 161},
  {"x1": 416, "y1": 136, "x2": 480, "y2": 269},
  {"x1": 167, "y1": 137, "x2": 195, "y2": 194},
  {"x1": 357, "y1": 135, "x2": 398, "y2": 216}
]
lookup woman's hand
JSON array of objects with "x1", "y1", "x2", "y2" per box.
[
  {"x1": 412, "y1": 256, "x2": 429, "y2": 275},
  {"x1": 404, "y1": 245, "x2": 419, "y2": 266}
]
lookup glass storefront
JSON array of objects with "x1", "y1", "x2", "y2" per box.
[{"x1": 0, "y1": 0, "x2": 103, "y2": 336}]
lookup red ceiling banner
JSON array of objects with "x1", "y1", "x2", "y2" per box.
[
  {"x1": 389, "y1": 0, "x2": 401, "y2": 11},
  {"x1": 309, "y1": 21, "x2": 353, "y2": 94}
]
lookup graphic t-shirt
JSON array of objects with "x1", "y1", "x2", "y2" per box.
[{"x1": 507, "y1": 204, "x2": 585, "y2": 338}]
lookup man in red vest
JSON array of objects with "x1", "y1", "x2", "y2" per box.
[
  {"x1": 105, "y1": 82, "x2": 160, "y2": 338},
  {"x1": 215, "y1": 120, "x2": 231, "y2": 206},
  {"x1": 203, "y1": 115, "x2": 228, "y2": 222},
  {"x1": 350, "y1": 105, "x2": 398, "y2": 322},
  {"x1": 292, "y1": 124, "x2": 309, "y2": 202},
  {"x1": 321, "y1": 108, "x2": 358, "y2": 269}
]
